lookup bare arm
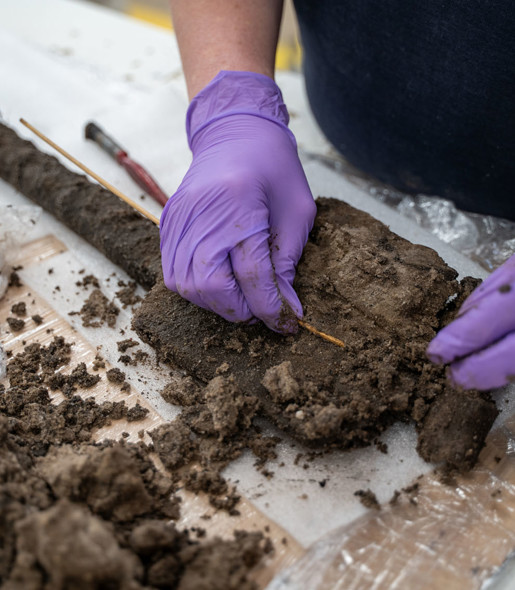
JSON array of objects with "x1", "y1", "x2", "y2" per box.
[
  {"x1": 161, "y1": 0, "x2": 316, "y2": 334},
  {"x1": 170, "y1": 0, "x2": 284, "y2": 99}
]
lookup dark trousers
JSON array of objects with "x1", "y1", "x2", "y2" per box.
[{"x1": 294, "y1": 0, "x2": 515, "y2": 220}]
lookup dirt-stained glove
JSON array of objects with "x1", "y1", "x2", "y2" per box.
[
  {"x1": 427, "y1": 253, "x2": 515, "y2": 390},
  {"x1": 160, "y1": 70, "x2": 316, "y2": 333}
]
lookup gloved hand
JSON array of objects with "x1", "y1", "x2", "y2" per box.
[
  {"x1": 160, "y1": 71, "x2": 316, "y2": 333},
  {"x1": 427, "y1": 253, "x2": 515, "y2": 390}
]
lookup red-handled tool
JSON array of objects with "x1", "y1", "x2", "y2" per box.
[{"x1": 85, "y1": 121, "x2": 169, "y2": 207}]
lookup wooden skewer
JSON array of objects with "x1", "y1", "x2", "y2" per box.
[
  {"x1": 20, "y1": 118, "x2": 160, "y2": 226},
  {"x1": 297, "y1": 319, "x2": 345, "y2": 348},
  {"x1": 20, "y1": 118, "x2": 344, "y2": 349}
]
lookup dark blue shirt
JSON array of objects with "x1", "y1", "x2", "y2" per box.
[{"x1": 294, "y1": 0, "x2": 515, "y2": 220}]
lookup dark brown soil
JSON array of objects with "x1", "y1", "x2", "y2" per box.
[
  {"x1": 76, "y1": 274, "x2": 100, "y2": 289},
  {"x1": 127, "y1": 403, "x2": 149, "y2": 422},
  {"x1": 118, "y1": 338, "x2": 139, "y2": 352},
  {"x1": 31, "y1": 314, "x2": 43, "y2": 325},
  {"x1": 8, "y1": 271, "x2": 22, "y2": 288},
  {"x1": 389, "y1": 481, "x2": 422, "y2": 506},
  {"x1": 10, "y1": 302, "x2": 26, "y2": 316},
  {"x1": 6, "y1": 317, "x2": 24, "y2": 332},
  {"x1": 133, "y1": 198, "x2": 497, "y2": 471},
  {"x1": 0, "y1": 336, "x2": 270, "y2": 589},
  {"x1": 47, "y1": 361, "x2": 102, "y2": 397},
  {"x1": 135, "y1": 350, "x2": 149, "y2": 363},
  {"x1": 150, "y1": 374, "x2": 279, "y2": 514},
  {"x1": 92, "y1": 353, "x2": 106, "y2": 370},
  {"x1": 354, "y1": 489, "x2": 380, "y2": 510},
  {"x1": 0, "y1": 123, "x2": 161, "y2": 291},
  {"x1": 119, "y1": 350, "x2": 149, "y2": 367},
  {"x1": 116, "y1": 280, "x2": 143, "y2": 308},
  {"x1": 70, "y1": 288, "x2": 120, "y2": 328},
  {"x1": 106, "y1": 367, "x2": 126, "y2": 384},
  {"x1": 106, "y1": 367, "x2": 132, "y2": 393}
]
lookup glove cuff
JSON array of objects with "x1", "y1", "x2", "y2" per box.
[{"x1": 186, "y1": 70, "x2": 291, "y2": 149}]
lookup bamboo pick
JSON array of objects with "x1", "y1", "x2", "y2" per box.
[
  {"x1": 297, "y1": 319, "x2": 345, "y2": 348},
  {"x1": 20, "y1": 119, "x2": 344, "y2": 349},
  {"x1": 19, "y1": 119, "x2": 160, "y2": 226}
]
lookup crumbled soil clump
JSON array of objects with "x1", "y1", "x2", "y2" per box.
[
  {"x1": 106, "y1": 367, "x2": 126, "y2": 384},
  {"x1": 118, "y1": 338, "x2": 139, "y2": 352},
  {"x1": 10, "y1": 302, "x2": 26, "y2": 316},
  {"x1": 118, "y1": 349, "x2": 149, "y2": 367},
  {"x1": 46, "y1": 361, "x2": 102, "y2": 396},
  {"x1": 6, "y1": 317, "x2": 24, "y2": 332},
  {"x1": 354, "y1": 489, "x2": 380, "y2": 510},
  {"x1": 92, "y1": 353, "x2": 105, "y2": 370},
  {"x1": 76, "y1": 273, "x2": 100, "y2": 289},
  {"x1": 135, "y1": 350, "x2": 149, "y2": 362},
  {"x1": 416, "y1": 388, "x2": 497, "y2": 467},
  {"x1": 160, "y1": 373, "x2": 205, "y2": 407},
  {"x1": 151, "y1": 375, "x2": 279, "y2": 513},
  {"x1": 106, "y1": 367, "x2": 132, "y2": 395},
  {"x1": 127, "y1": 403, "x2": 149, "y2": 422},
  {"x1": 31, "y1": 314, "x2": 43, "y2": 325},
  {"x1": 389, "y1": 481, "x2": 422, "y2": 506},
  {"x1": 71, "y1": 288, "x2": 120, "y2": 328},
  {"x1": 134, "y1": 198, "x2": 497, "y2": 471},
  {"x1": 8, "y1": 271, "x2": 22, "y2": 288},
  {"x1": 116, "y1": 280, "x2": 143, "y2": 308},
  {"x1": 0, "y1": 336, "x2": 270, "y2": 588}
]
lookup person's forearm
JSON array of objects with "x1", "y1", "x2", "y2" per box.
[{"x1": 170, "y1": 0, "x2": 283, "y2": 99}]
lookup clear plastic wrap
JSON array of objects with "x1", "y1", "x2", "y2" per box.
[
  {"x1": 267, "y1": 410, "x2": 515, "y2": 590},
  {"x1": 370, "y1": 187, "x2": 515, "y2": 272}
]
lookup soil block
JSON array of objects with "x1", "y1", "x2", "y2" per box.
[
  {"x1": 133, "y1": 198, "x2": 497, "y2": 470},
  {"x1": 0, "y1": 122, "x2": 497, "y2": 471}
]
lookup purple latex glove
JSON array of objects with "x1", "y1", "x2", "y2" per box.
[
  {"x1": 427, "y1": 253, "x2": 515, "y2": 390},
  {"x1": 160, "y1": 71, "x2": 316, "y2": 333}
]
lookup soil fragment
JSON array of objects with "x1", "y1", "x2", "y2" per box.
[
  {"x1": 6, "y1": 317, "x2": 25, "y2": 332},
  {"x1": 71, "y1": 288, "x2": 119, "y2": 328},
  {"x1": 10, "y1": 302, "x2": 26, "y2": 316},
  {"x1": 116, "y1": 280, "x2": 142, "y2": 308},
  {"x1": 106, "y1": 367, "x2": 126, "y2": 384},
  {"x1": 354, "y1": 489, "x2": 380, "y2": 510}
]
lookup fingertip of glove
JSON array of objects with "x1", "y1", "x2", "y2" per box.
[
  {"x1": 427, "y1": 327, "x2": 473, "y2": 365},
  {"x1": 426, "y1": 338, "x2": 448, "y2": 364},
  {"x1": 446, "y1": 354, "x2": 508, "y2": 391},
  {"x1": 446, "y1": 361, "x2": 484, "y2": 391},
  {"x1": 270, "y1": 298, "x2": 301, "y2": 335}
]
